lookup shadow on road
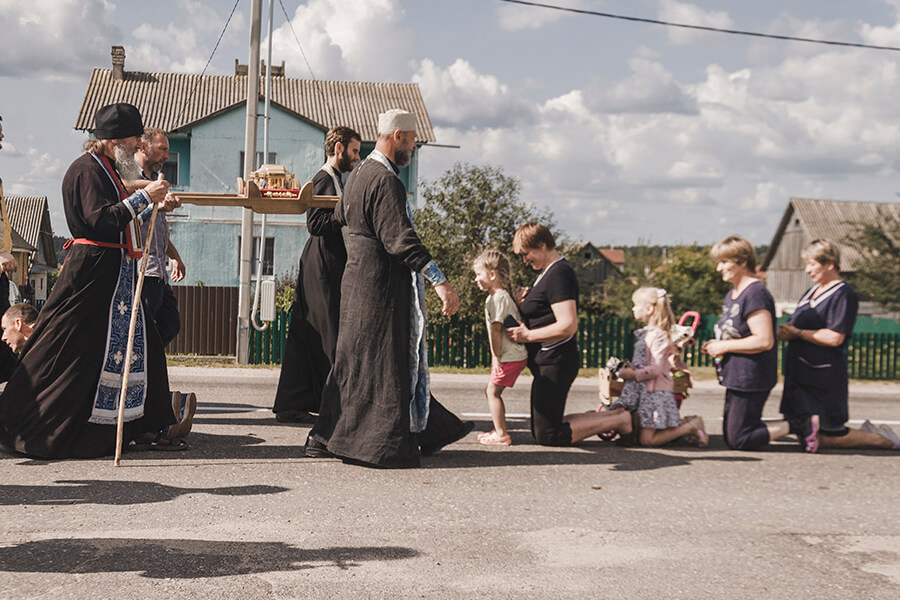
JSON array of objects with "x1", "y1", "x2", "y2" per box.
[
  {"x1": 0, "y1": 479, "x2": 288, "y2": 506},
  {"x1": 422, "y1": 435, "x2": 763, "y2": 471},
  {"x1": 0, "y1": 538, "x2": 419, "y2": 578}
]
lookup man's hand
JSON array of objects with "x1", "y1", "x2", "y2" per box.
[
  {"x1": 0, "y1": 251, "x2": 17, "y2": 274},
  {"x1": 144, "y1": 179, "x2": 169, "y2": 204},
  {"x1": 434, "y1": 282, "x2": 458, "y2": 316},
  {"x1": 156, "y1": 192, "x2": 181, "y2": 213},
  {"x1": 170, "y1": 257, "x2": 186, "y2": 282}
]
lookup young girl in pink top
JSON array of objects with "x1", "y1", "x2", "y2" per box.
[
  {"x1": 473, "y1": 249, "x2": 529, "y2": 446},
  {"x1": 610, "y1": 287, "x2": 708, "y2": 447}
]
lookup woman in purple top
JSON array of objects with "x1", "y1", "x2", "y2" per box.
[
  {"x1": 777, "y1": 239, "x2": 898, "y2": 450},
  {"x1": 701, "y1": 236, "x2": 812, "y2": 451}
]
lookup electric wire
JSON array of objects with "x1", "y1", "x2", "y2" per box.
[
  {"x1": 498, "y1": 0, "x2": 900, "y2": 52},
  {"x1": 277, "y1": 0, "x2": 338, "y2": 127},
  {"x1": 174, "y1": 0, "x2": 243, "y2": 129}
]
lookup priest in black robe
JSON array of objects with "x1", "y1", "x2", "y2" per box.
[
  {"x1": 313, "y1": 109, "x2": 471, "y2": 468},
  {"x1": 0, "y1": 103, "x2": 180, "y2": 458},
  {"x1": 272, "y1": 126, "x2": 361, "y2": 425}
]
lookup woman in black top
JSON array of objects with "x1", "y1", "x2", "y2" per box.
[{"x1": 507, "y1": 223, "x2": 632, "y2": 445}]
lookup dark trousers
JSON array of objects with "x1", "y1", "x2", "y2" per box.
[
  {"x1": 142, "y1": 277, "x2": 181, "y2": 348},
  {"x1": 529, "y1": 359, "x2": 577, "y2": 446},
  {"x1": 723, "y1": 388, "x2": 772, "y2": 450}
]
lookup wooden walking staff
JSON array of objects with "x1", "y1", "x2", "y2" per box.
[{"x1": 114, "y1": 174, "x2": 163, "y2": 466}]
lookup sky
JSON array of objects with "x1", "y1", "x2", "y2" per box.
[{"x1": 2, "y1": 0, "x2": 900, "y2": 247}]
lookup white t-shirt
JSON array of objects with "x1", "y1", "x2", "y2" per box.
[{"x1": 484, "y1": 288, "x2": 528, "y2": 363}]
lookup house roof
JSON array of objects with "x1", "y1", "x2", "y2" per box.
[
  {"x1": 74, "y1": 68, "x2": 436, "y2": 143},
  {"x1": 762, "y1": 197, "x2": 900, "y2": 271},
  {"x1": 599, "y1": 249, "x2": 625, "y2": 265},
  {"x1": 4, "y1": 195, "x2": 56, "y2": 266},
  {"x1": 3, "y1": 224, "x2": 35, "y2": 253}
]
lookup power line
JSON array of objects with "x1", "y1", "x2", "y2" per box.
[
  {"x1": 174, "y1": 0, "x2": 243, "y2": 128},
  {"x1": 498, "y1": 0, "x2": 900, "y2": 52},
  {"x1": 277, "y1": 0, "x2": 337, "y2": 127}
]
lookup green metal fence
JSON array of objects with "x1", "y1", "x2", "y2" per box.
[{"x1": 250, "y1": 312, "x2": 900, "y2": 380}]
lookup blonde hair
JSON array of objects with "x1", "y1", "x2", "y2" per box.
[
  {"x1": 802, "y1": 239, "x2": 841, "y2": 271},
  {"x1": 632, "y1": 287, "x2": 676, "y2": 334},
  {"x1": 473, "y1": 249, "x2": 512, "y2": 288},
  {"x1": 513, "y1": 222, "x2": 555, "y2": 253},
  {"x1": 710, "y1": 235, "x2": 757, "y2": 271}
]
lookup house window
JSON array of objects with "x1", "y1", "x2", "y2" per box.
[
  {"x1": 162, "y1": 152, "x2": 179, "y2": 186},
  {"x1": 239, "y1": 151, "x2": 277, "y2": 176},
  {"x1": 238, "y1": 236, "x2": 275, "y2": 276}
]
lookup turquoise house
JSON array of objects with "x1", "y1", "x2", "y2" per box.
[{"x1": 74, "y1": 46, "x2": 434, "y2": 286}]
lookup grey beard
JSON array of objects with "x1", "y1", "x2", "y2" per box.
[
  {"x1": 394, "y1": 147, "x2": 411, "y2": 168},
  {"x1": 114, "y1": 143, "x2": 143, "y2": 181}
]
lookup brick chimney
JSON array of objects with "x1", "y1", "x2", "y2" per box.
[{"x1": 111, "y1": 46, "x2": 125, "y2": 80}]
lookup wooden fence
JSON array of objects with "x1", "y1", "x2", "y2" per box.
[
  {"x1": 248, "y1": 312, "x2": 900, "y2": 381},
  {"x1": 169, "y1": 286, "x2": 238, "y2": 355}
]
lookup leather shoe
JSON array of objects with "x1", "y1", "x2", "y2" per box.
[
  {"x1": 304, "y1": 434, "x2": 334, "y2": 458},
  {"x1": 276, "y1": 409, "x2": 316, "y2": 424}
]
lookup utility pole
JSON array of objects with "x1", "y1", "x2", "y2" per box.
[{"x1": 237, "y1": 0, "x2": 262, "y2": 364}]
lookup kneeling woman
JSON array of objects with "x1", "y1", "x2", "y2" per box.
[
  {"x1": 777, "y1": 239, "x2": 898, "y2": 450},
  {"x1": 506, "y1": 223, "x2": 632, "y2": 445},
  {"x1": 701, "y1": 236, "x2": 802, "y2": 451}
]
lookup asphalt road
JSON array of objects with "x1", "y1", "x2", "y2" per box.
[{"x1": 1, "y1": 368, "x2": 898, "y2": 599}]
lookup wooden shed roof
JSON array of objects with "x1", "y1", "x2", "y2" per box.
[
  {"x1": 74, "y1": 68, "x2": 436, "y2": 143},
  {"x1": 762, "y1": 197, "x2": 900, "y2": 271}
]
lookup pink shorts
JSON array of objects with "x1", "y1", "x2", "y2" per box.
[{"x1": 490, "y1": 359, "x2": 529, "y2": 388}]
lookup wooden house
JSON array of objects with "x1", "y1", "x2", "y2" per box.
[
  {"x1": 73, "y1": 45, "x2": 437, "y2": 287},
  {"x1": 761, "y1": 197, "x2": 900, "y2": 317},
  {"x1": 4, "y1": 195, "x2": 57, "y2": 306}
]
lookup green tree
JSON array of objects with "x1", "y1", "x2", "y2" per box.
[
  {"x1": 414, "y1": 163, "x2": 557, "y2": 325},
  {"x1": 845, "y1": 212, "x2": 900, "y2": 310},
  {"x1": 655, "y1": 244, "x2": 731, "y2": 316}
]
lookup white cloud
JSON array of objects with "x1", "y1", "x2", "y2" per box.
[
  {"x1": 657, "y1": 0, "x2": 733, "y2": 45},
  {"x1": 269, "y1": 0, "x2": 413, "y2": 81},
  {"x1": 585, "y1": 57, "x2": 697, "y2": 115},
  {"x1": 413, "y1": 59, "x2": 536, "y2": 128},
  {"x1": 420, "y1": 23, "x2": 900, "y2": 244},
  {"x1": 0, "y1": 0, "x2": 121, "y2": 80},
  {"x1": 19, "y1": 148, "x2": 64, "y2": 185},
  {"x1": 496, "y1": 0, "x2": 589, "y2": 31}
]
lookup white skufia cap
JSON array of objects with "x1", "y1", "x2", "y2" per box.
[{"x1": 377, "y1": 108, "x2": 417, "y2": 135}]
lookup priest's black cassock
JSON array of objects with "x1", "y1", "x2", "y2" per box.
[
  {"x1": 0, "y1": 152, "x2": 174, "y2": 458},
  {"x1": 272, "y1": 167, "x2": 345, "y2": 418},
  {"x1": 315, "y1": 154, "x2": 467, "y2": 468}
]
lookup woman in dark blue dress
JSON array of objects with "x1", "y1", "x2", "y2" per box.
[
  {"x1": 777, "y1": 239, "x2": 898, "y2": 450},
  {"x1": 701, "y1": 236, "x2": 803, "y2": 451}
]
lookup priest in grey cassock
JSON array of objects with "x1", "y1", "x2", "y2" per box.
[
  {"x1": 0, "y1": 103, "x2": 181, "y2": 458},
  {"x1": 312, "y1": 109, "x2": 472, "y2": 468}
]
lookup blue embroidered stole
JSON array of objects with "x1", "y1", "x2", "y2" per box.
[{"x1": 87, "y1": 151, "x2": 149, "y2": 425}]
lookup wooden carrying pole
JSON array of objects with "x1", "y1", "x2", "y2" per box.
[{"x1": 114, "y1": 177, "x2": 162, "y2": 466}]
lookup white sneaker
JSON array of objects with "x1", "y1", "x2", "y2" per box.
[
  {"x1": 877, "y1": 424, "x2": 900, "y2": 450},
  {"x1": 860, "y1": 420, "x2": 878, "y2": 434}
]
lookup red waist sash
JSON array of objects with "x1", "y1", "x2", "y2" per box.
[{"x1": 63, "y1": 238, "x2": 142, "y2": 259}]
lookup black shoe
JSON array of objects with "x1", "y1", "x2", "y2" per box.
[
  {"x1": 276, "y1": 409, "x2": 317, "y2": 424},
  {"x1": 304, "y1": 435, "x2": 334, "y2": 458},
  {"x1": 420, "y1": 420, "x2": 475, "y2": 457}
]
